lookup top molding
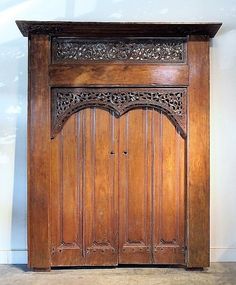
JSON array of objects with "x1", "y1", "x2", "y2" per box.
[{"x1": 16, "y1": 21, "x2": 222, "y2": 38}]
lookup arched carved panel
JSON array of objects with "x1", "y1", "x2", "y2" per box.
[{"x1": 51, "y1": 87, "x2": 187, "y2": 138}]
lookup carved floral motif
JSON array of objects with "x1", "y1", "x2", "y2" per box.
[
  {"x1": 52, "y1": 38, "x2": 186, "y2": 63},
  {"x1": 51, "y1": 88, "x2": 187, "y2": 138}
]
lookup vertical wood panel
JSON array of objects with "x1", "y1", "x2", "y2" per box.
[
  {"x1": 127, "y1": 110, "x2": 146, "y2": 243},
  {"x1": 146, "y1": 110, "x2": 153, "y2": 264},
  {"x1": 77, "y1": 112, "x2": 84, "y2": 257},
  {"x1": 118, "y1": 110, "x2": 127, "y2": 261},
  {"x1": 94, "y1": 110, "x2": 111, "y2": 243},
  {"x1": 162, "y1": 116, "x2": 178, "y2": 243},
  {"x1": 28, "y1": 35, "x2": 50, "y2": 270},
  {"x1": 152, "y1": 111, "x2": 161, "y2": 262},
  {"x1": 187, "y1": 38, "x2": 210, "y2": 268},
  {"x1": 153, "y1": 113, "x2": 185, "y2": 264},
  {"x1": 84, "y1": 109, "x2": 118, "y2": 265},
  {"x1": 61, "y1": 116, "x2": 78, "y2": 244},
  {"x1": 51, "y1": 114, "x2": 84, "y2": 266},
  {"x1": 51, "y1": 132, "x2": 62, "y2": 252},
  {"x1": 83, "y1": 108, "x2": 93, "y2": 258},
  {"x1": 155, "y1": 115, "x2": 178, "y2": 263},
  {"x1": 178, "y1": 130, "x2": 186, "y2": 262},
  {"x1": 119, "y1": 109, "x2": 152, "y2": 264}
]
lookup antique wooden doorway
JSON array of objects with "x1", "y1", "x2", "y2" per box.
[{"x1": 16, "y1": 21, "x2": 221, "y2": 270}]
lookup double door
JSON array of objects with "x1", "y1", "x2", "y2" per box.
[{"x1": 50, "y1": 107, "x2": 185, "y2": 266}]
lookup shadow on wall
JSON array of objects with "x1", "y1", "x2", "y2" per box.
[
  {"x1": 0, "y1": 36, "x2": 27, "y2": 260},
  {"x1": 11, "y1": 38, "x2": 27, "y2": 257}
]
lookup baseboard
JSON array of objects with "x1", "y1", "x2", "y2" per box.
[
  {"x1": 0, "y1": 250, "x2": 27, "y2": 264},
  {"x1": 0, "y1": 249, "x2": 236, "y2": 264},
  {"x1": 210, "y1": 248, "x2": 236, "y2": 262}
]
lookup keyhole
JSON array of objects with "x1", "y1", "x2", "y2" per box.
[
  {"x1": 123, "y1": 151, "x2": 128, "y2": 155},
  {"x1": 110, "y1": 151, "x2": 115, "y2": 155}
]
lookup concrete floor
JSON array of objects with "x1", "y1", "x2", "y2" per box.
[{"x1": 0, "y1": 263, "x2": 236, "y2": 285}]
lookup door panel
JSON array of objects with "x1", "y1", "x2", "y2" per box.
[
  {"x1": 119, "y1": 109, "x2": 185, "y2": 264},
  {"x1": 119, "y1": 109, "x2": 152, "y2": 264},
  {"x1": 51, "y1": 114, "x2": 84, "y2": 266},
  {"x1": 152, "y1": 113, "x2": 185, "y2": 264},
  {"x1": 51, "y1": 109, "x2": 118, "y2": 266},
  {"x1": 84, "y1": 108, "x2": 118, "y2": 265}
]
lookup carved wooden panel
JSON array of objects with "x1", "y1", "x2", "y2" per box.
[
  {"x1": 52, "y1": 38, "x2": 186, "y2": 63},
  {"x1": 51, "y1": 87, "x2": 187, "y2": 138}
]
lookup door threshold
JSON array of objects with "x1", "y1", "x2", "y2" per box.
[{"x1": 51, "y1": 264, "x2": 187, "y2": 270}]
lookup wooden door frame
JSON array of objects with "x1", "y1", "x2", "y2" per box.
[
  {"x1": 19, "y1": 22, "x2": 221, "y2": 270},
  {"x1": 186, "y1": 36, "x2": 210, "y2": 268},
  {"x1": 27, "y1": 35, "x2": 51, "y2": 270}
]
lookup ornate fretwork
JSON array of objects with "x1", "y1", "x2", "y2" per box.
[
  {"x1": 52, "y1": 38, "x2": 186, "y2": 63},
  {"x1": 51, "y1": 87, "x2": 187, "y2": 138}
]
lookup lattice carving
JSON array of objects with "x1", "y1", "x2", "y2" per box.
[
  {"x1": 51, "y1": 87, "x2": 186, "y2": 138},
  {"x1": 52, "y1": 38, "x2": 186, "y2": 63}
]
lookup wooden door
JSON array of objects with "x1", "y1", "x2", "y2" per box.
[
  {"x1": 118, "y1": 109, "x2": 185, "y2": 265},
  {"x1": 50, "y1": 107, "x2": 185, "y2": 266},
  {"x1": 50, "y1": 109, "x2": 119, "y2": 266}
]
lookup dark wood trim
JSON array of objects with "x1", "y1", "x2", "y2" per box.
[
  {"x1": 186, "y1": 37, "x2": 210, "y2": 268},
  {"x1": 16, "y1": 21, "x2": 221, "y2": 38},
  {"x1": 28, "y1": 35, "x2": 51, "y2": 270}
]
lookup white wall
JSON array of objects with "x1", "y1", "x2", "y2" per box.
[{"x1": 0, "y1": 0, "x2": 235, "y2": 264}]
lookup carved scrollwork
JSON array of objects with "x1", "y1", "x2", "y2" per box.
[
  {"x1": 51, "y1": 87, "x2": 187, "y2": 138},
  {"x1": 160, "y1": 238, "x2": 177, "y2": 245},
  {"x1": 52, "y1": 38, "x2": 186, "y2": 63}
]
